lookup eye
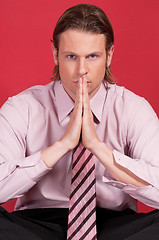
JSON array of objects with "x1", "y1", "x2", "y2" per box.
[
  {"x1": 87, "y1": 54, "x2": 98, "y2": 59},
  {"x1": 67, "y1": 55, "x2": 76, "y2": 59}
]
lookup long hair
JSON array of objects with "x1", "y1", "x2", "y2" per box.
[{"x1": 51, "y1": 4, "x2": 115, "y2": 84}]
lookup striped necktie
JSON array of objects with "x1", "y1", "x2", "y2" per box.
[{"x1": 67, "y1": 144, "x2": 97, "y2": 240}]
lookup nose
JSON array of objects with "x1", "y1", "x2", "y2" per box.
[{"x1": 77, "y1": 58, "x2": 88, "y2": 77}]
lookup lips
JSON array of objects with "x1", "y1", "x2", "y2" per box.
[{"x1": 73, "y1": 81, "x2": 91, "y2": 84}]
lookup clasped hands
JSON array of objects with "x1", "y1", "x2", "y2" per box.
[
  {"x1": 61, "y1": 77, "x2": 100, "y2": 152},
  {"x1": 42, "y1": 77, "x2": 148, "y2": 187}
]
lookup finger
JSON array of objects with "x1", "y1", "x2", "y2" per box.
[
  {"x1": 82, "y1": 76, "x2": 91, "y2": 113},
  {"x1": 73, "y1": 77, "x2": 82, "y2": 116}
]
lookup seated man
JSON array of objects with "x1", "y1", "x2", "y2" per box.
[{"x1": 0, "y1": 3, "x2": 159, "y2": 240}]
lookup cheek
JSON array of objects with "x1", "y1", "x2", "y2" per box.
[
  {"x1": 59, "y1": 61, "x2": 74, "y2": 79},
  {"x1": 93, "y1": 62, "x2": 106, "y2": 79},
  {"x1": 59, "y1": 65, "x2": 68, "y2": 81}
]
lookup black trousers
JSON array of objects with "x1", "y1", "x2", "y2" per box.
[{"x1": 0, "y1": 206, "x2": 159, "y2": 240}]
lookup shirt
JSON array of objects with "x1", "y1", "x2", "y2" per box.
[{"x1": 0, "y1": 80, "x2": 159, "y2": 212}]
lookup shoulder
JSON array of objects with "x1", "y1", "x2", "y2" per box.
[
  {"x1": 107, "y1": 83, "x2": 142, "y2": 102},
  {"x1": 0, "y1": 82, "x2": 55, "y2": 121},
  {"x1": 3, "y1": 82, "x2": 54, "y2": 108},
  {"x1": 107, "y1": 83, "x2": 152, "y2": 110},
  {"x1": 17, "y1": 82, "x2": 54, "y2": 104},
  {"x1": 106, "y1": 83, "x2": 157, "y2": 126}
]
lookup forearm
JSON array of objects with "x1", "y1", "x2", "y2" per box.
[
  {"x1": 90, "y1": 141, "x2": 149, "y2": 187},
  {"x1": 41, "y1": 79, "x2": 83, "y2": 169},
  {"x1": 0, "y1": 140, "x2": 71, "y2": 203},
  {"x1": 41, "y1": 140, "x2": 70, "y2": 168}
]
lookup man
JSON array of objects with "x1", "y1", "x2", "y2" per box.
[{"x1": 0, "y1": 3, "x2": 159, "y2": 240}]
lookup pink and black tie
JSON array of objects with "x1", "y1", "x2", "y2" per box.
[{"x1": 67, "y1": 144, "x2": 97, "y2": 240}]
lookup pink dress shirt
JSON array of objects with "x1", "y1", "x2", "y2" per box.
[{"x1": 0, "y1": 80, "x2": 159, "y2": 212}]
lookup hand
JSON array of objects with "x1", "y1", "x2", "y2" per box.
[
  {"x1": 60, "y1": 76, "x2": 100, "y2": 152},
  {"x1": 41, "y1": 77, "x2": 100, "y2": 168},
  {"x1": 81, "y1": 77, "x2": 101, "y2": 150},
  {"x1": 60, "y1": 78, "x2": 83, "y2": 151}
]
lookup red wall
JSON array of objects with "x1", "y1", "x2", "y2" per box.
[{"x1": 0, "y1": 0, "x2": 159, "y2": 213}]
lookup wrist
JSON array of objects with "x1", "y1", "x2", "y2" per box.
[
  {"x1": 58, "y1": 138, "x2": 72, "y2": 152},
  {"x1": 90, "y1": 140, "x2": 113, "y2": 160},
  {"x1": 41, "y1": 140, "x2": 70, "y2": 168},
  {"x1": 87, "y1": 138, "x2": 102, "y2": 153}
]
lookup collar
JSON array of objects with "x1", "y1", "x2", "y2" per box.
[
  {"x1": 53, "y1": 80, "x2": 108, "y2": 123},
  {"x1": 90, "y1": 82, "x2": 107, "y2": 123}
]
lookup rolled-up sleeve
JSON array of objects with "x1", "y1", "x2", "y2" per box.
[
  {"x1": 104, "y1": 97, "x2": 159, "y2": 209},
  {"x1": 0, "y1": 96, "x2": 51, "y2": 204}
]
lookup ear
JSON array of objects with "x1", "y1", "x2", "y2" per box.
[
  {"x1": 106, "y1": 45, "x2": 114, "y2": 68},
  {"x1": 51, "y1": 44, "x2": 58, "y2": 65}
]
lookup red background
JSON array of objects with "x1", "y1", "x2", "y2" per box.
[{"x1": 0, "y1": 0, "x2": 158, "y2": 213}]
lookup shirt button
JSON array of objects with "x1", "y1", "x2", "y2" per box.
[{"x1": 113, "y1": 183, "x2": 117, "y2": 187}]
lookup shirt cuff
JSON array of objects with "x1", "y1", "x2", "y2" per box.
[
  {"x1": 102, "y1": 149, "x2": 152, "y2": 191},
  {"x1": 19, "y1": 151, "x2": 51, "y2": 182},
  {"x1": 112, "y1": 150, "x2": 153, "y2": 186},
  {"x1": 102, "y1": 173, "x2": 151, "y2": 195}
]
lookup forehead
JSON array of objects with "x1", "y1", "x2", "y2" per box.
[{"x1": 58, "y1": 29, "x2": 106, "y2": 54}]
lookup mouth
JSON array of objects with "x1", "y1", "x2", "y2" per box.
[
  {"x1": 73, "y1": 81, "x2": 79, "y2": 84},
  {"x1": 73, "y1": 81, "x2": 91, "y2": 84}
]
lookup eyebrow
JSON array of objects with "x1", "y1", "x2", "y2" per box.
[{"x1": 61, "y1": 51, "x2": 103, "y2": 56}]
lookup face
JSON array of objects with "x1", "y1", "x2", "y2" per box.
[{"x1": 52, "y1": 29, "x2": 113, "y2": 100}]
